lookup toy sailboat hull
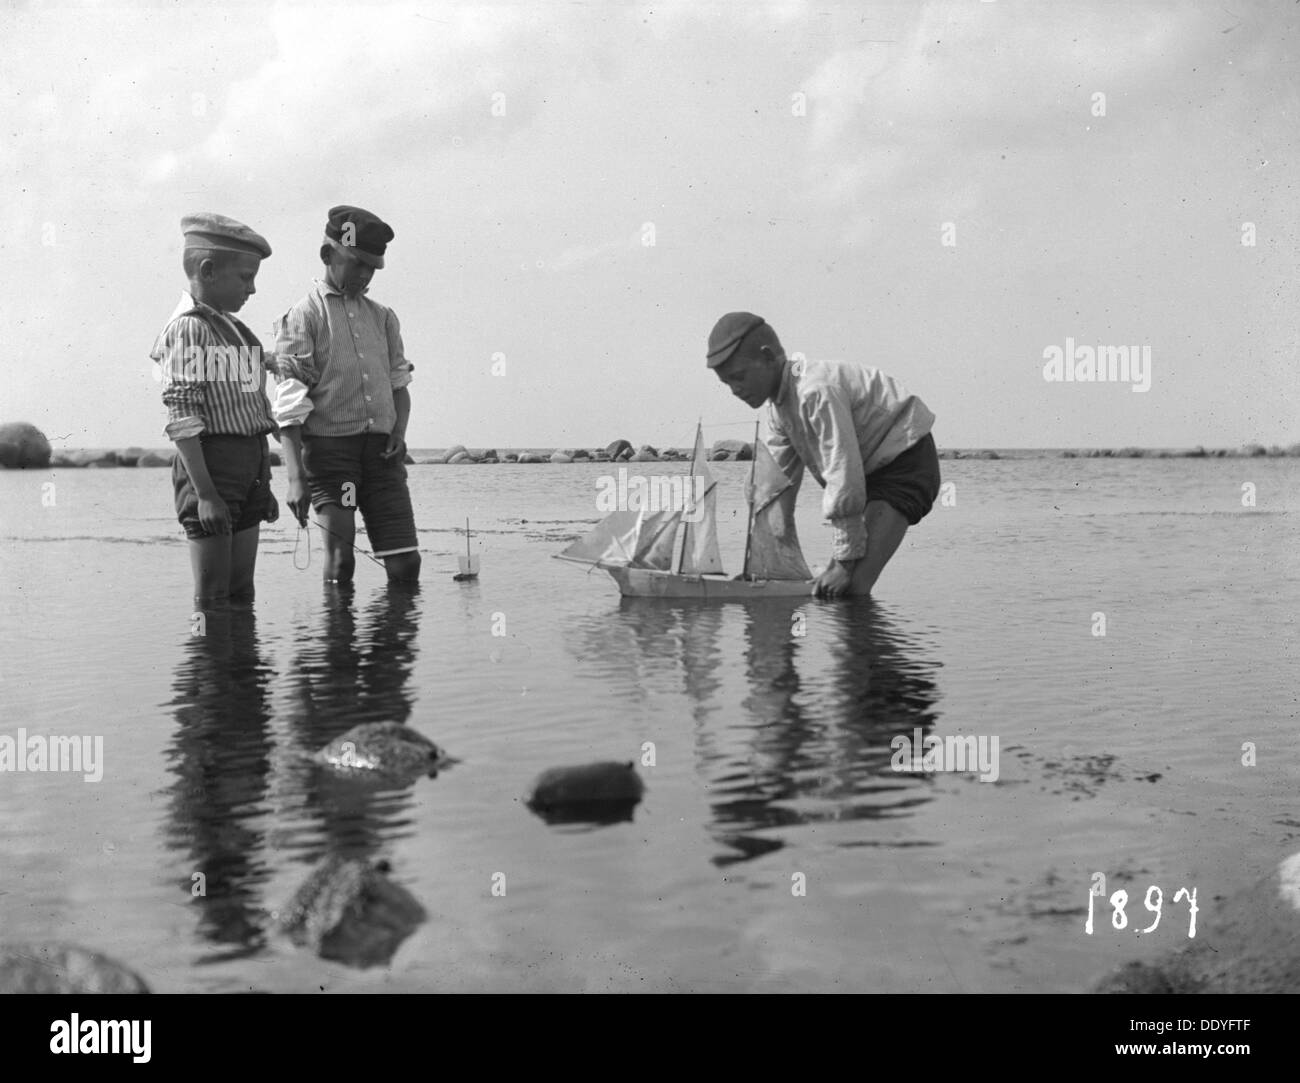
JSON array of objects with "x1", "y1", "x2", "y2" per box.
[
  {"x1": 558, "y1": 421, "x2": 814, "y2": 601},
  {"x1": 603, "y1": 564, "x2": 812, "y2": 599}
]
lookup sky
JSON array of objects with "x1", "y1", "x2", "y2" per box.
[{"x1": 1, "y1": 0, "x2": 1297, "y2": 450}]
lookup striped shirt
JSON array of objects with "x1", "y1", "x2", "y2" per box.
[
  {"x1": 150, "y1": 292, "x2": 277, "y2": 440},
  {"x1": 767, "y1": 357, "x2": 935, "y2": 561},
  {"x1": 270, "y1": 280, "x2": 412, "y2": 436}
]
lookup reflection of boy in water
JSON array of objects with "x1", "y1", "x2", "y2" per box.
[{"x1": 709, "y1": 312, "x2": 940, "y2": 599}]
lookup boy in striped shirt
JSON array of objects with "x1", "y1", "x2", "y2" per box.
[{"x1": 150, "y1": 213, "x2": 279, "y2": 606}]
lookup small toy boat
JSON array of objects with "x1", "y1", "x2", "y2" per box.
[
  {"x1": 556, "y1": 422, "x2": 814, "y2": 599},
  {"x1": 453, "y1": 517, "x2": 479, "y2": 581}
]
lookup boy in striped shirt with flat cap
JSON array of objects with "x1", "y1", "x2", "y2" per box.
[{"x1": 150, "y1": 213, "x2": 280, "y2": 606}]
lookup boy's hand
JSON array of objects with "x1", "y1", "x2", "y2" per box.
[
  {"x1": 197, "y1": 495, "x2": 232, "y2": 535},
  {"x1": 286, "y1": 478, "x2": 311, "y2": 527},
  {"x1": 381, "y1": 431, "x2": 407, "y2": 462},
  {"x1": 264, "y1": 491, "x2": 280, "y2": 524},
  {"x1": 813, "y1": 559, "x2": 856, "y2": 599}
]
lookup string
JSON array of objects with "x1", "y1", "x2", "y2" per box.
[{"x1": 290, "y1": 518, "x2": 389, "y2": 570}]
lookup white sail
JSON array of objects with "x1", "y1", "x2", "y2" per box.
[
  {"x1": 677, "y1": 425, "x2": 725, "y2": 575},
  {"x1": 744, "y1": 440, "x2": 813, "y2": 581},
  {"x1": 557, "y1": 509, "x2": 644, "y2": 566},
  {"x1": 631, "y1": 507, "x2": 681, "y2": 569}
]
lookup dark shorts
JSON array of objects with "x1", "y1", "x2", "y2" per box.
[
  {"x1": 301, "y1": 433, "x2": 419, "y2": 557},
  {"x1": 868, "y1": 432, "x2": 942, "y2": 526},
  {"x1": 173, "y1": 433, "x2": 272, "y2": 540}
]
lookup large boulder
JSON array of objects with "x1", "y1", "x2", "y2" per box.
[
  {"x1": 0, "y1": 422, "x2": 52, "y2": 468},
  {"x1": 549, "y1": 452, "x2": 573, "y2": 464},
  {"x1": 114, "y1": 446, "x2": 146, "y2": 467},
  {"x1": 447, "y1": 451, "x2": 476, "y2": 464},
  {"x1": 0, "y1": 944, "x2": 149, "y2": 993},
  {"x1": 605, "y1": 439, "x2": 633, "y2": 460},
  {"x1": 137, "y1": 450, "x2": 174, "y2": 467},
  {"x1": 518, "y1": 452, "x2": 547, "y2": 463},
  {"x1": 504, "y1": 454, "x2": 519, "y2": 463},
  {"x1": 711, "y1": 438, "x2": 752, "y2": 461},
  {"x1": 437, "y1": 444, "x2": 468, "y2": 464},
  {"x1": 630, "y1": 444, "x2": 659, "y2": 463},
  {"x1": 571, "y1": 448, "x2": 591, "y2": 460},
  {"x1": 710, "y1": 450, "x2": 731, "y2": 461}
]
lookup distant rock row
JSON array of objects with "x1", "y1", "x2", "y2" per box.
[
  {"x1": 6, "y1": 421, "x2": 1298, "y2": 470},
  {"x1": 419, "y1": 439, "x2": 753, "y2": 465}
]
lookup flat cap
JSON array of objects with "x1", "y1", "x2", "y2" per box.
[
  {"x1": 707, "y1": 312, "x2": 765, "y2": 368},
  {"x1": 324, "y1": 205, "x2": 394, "y2": 268},
  {"x1": 181, "y1": 213, "x2": 271, "y2": 259}
]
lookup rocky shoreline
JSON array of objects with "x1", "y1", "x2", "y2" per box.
[{"x1": 3, "y1": 422, "x2": 1299, "y2": 469}]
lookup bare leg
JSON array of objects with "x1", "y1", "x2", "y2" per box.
[
  {"x1": 848, "y1": 500, "x2": 910, "y2": 597},
  {"x1": 189, "y1": 534, "x2": 232, "y2": 608},
  {"x1": 228, "y1": 524, "x2": 261, "y2": 603},
  {"x1": 316, "y1": 503, "x2": 357, "y2": 584},
  {"x1": 382, "y1": 550, "x2": 421, "y2": 583}
]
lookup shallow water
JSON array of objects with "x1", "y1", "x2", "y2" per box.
[{"x1": 0, "y1": 457, "x2": 1296, "y2": 991}]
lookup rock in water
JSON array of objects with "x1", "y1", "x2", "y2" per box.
[
  {"x1": 605, "y1": 438, "x2": 633, "y2": 460},
  {"x1": 0, "y1": 944, "x2": 149, "y2": 993},
  {"x1": 278, "y1": 856, "x2": 425, "y2": 968},
  {"x1": 315, "y1": 722, "x2": 450, "y2": 782},
  {"x1": 525, "y1": 761, "x2": 645, "y2": 825},
  {"x1": 0, "y1": 422, "x2": 52, "y2": 469},
  {"x1": 711, "y1": 438, "x2": 752, "y2": 461}
]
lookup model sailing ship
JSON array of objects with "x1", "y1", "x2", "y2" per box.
[{"x1": 556, "y1": 423, "x2": 815, "y2": 598}]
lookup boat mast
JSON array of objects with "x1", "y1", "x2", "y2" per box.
[
  {"x1": 741, "y1": 419, "x2": 759, "y2": 580},
  {"x1": 673, "y1": 422, "x2": 699, "y2": 575}
]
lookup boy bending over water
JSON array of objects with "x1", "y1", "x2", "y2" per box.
[{"x1": 708, "y1": 312, "x2": 940, "y2": 599}]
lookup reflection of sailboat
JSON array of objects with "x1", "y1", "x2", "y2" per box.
[{"x1": 556, "y1": 423, "x2": 815, "y2": 598}]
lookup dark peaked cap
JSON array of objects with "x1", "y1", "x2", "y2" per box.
[
  {"x1": 325, "y1": 205, "x2": 395, "y2": 268},
  {"x1": 707, "y1": 312, "x2": 766, "y2": 368},
  {"x1": 181, "y1": 212, "x2": 271, "y2": 258}
]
